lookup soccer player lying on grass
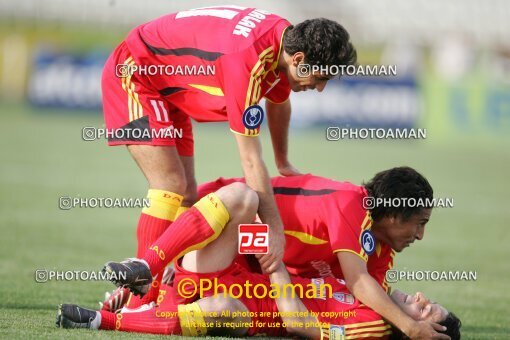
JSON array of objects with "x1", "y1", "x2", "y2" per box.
[
  {"x1": 57, "y1": 250, "x2": 461, "y2": 338},
  {"x1": 99, "y1": 167, "x2": 447, "y2": 338}
]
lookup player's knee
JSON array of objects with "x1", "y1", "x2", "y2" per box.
[
  {"x1": 217, "y1": 182, "x2": 258, "y2": 218},
  {"x1": 180, "y1": 177, "x2": 198, "y2": 206},
  {"x1": 199, "y1": 296, "x2": 250, "y2": 337},
  {"x1": 148, "y1": 174, "x2": 187, "y2": 195},
  {"x1": 238, "y1": 183, "x2": 258, "y2": 214}
]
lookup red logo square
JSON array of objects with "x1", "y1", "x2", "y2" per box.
[{"x1": 238, "y1": 224, "x2": 269, "y2": 254}]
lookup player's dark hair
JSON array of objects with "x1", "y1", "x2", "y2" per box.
[
  {"x1": 389, "y1": 312, "x2": 461, "y2": 340},
  {"x1": 283, "y1": 18, "x2": 357, "y2": 68},
  {"x1": 439, "y1": 312, "x2": 462, "y2": 340},
  {"x1": 363, "y1": 166, "x2": 433, "y2": 222}
]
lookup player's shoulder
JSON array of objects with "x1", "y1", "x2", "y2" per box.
[{"x1": 230, "y1": 7, "x2": 290, "y2": 48}]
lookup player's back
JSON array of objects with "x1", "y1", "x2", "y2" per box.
[
  {"x1": 270, "y1": 174, "x2": 368, "y2": 277},
  {"x1": 126, "y1": 6, "x2": 286, "y2": 60}
]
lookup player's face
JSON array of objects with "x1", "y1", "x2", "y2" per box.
[
  {"x1": 375, "y1": 208, "x2": 432, "y2": 252},
  {"x1": 391, "y1": 290, "x2": 448, "y2": 323},
  {"x1": 285, "y1": 52, "x2": 330, "y2": 92}
]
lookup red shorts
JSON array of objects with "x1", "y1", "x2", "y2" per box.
[
  {"x1": 171, "y1": 258, "x2": 389, "y2": 337},
  {"x1": 172, "y1": 257, "x2": 285, "y2": 337},
  {"x1": 101, "y1": 42, "x2": 194, "y2": 156}
]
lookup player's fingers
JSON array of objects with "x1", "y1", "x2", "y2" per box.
[
  {"x1": 264, "y1": 260, "x2": 279, "y2": 274},
  {"x1": 257, "y1": 254, "x2": 272, "y2": 267},
  {"x1": 258, "y1": 253, "x2": 277, "y2": 271},
  {"x1": 260, "y1": 260, "x2": 278, "y2": 274},
  {"x1": 430, "y1": 323, "x2": 447, "y2": 333},
  {"x1": 261, "y1": 253, "x2": 277, "y2": 266}
]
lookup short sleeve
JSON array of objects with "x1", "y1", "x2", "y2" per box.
[
  {"x1": 368, "y1": 244, "x2": 395, "y2": 291},
  {"x1": 328, "y1": 192, "x2": 373, "y2": 262},
  {"x1": 264, "y1": 72, "x2": 290, "y2": 104},
  {"x1": 219, "y1": 52, "x2": 264, "y2": 136}
]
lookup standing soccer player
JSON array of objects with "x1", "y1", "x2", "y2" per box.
[{"x1": 101, "y1": 5, "x2": 356, "y2": 307}]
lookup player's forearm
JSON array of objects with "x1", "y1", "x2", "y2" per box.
[
  {"x1": 240, "y1": 155, "x2": 283, "y2": 230},
  {"x1": 269, "y1": 264, "x2": 320, "y2": 339},
  {"x1": 266, "y1": 100, "x2": 291, "y2": 166},
  {"x1": 349, "y1": 273, "x2": 415, "y2": 335}
]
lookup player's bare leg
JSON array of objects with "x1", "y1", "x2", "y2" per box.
[
  {"x1": 103, "y1": 182, "x2": 258, "y2": 294},
  {"x1": 181, "y1": 182, "x2": 258, "y2": 273},
  {"x1": 57, "y1": 295, "x2": 251, "y2": 337},
  {"x1": 179, "y1": 155, "x2": 198, "y2": 208},
  {"x1": 125, "y1": 145, "x2": 186, "y2": 302},
  {"x1": 128, "y1": 145, "x2": 186, "y2": 193},
  {"x1": 195, "y1": 296, "x2": 251, "y2": 337}
]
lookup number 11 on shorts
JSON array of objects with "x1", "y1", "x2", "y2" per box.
[{"x1": 238, "y1": 224, "x2": 269, "y2": 254}]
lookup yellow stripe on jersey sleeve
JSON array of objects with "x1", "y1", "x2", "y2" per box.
[
  {"x1": 188, "y1": 84, "x2": 224, "y2": 96},
  {"x1": 245, "y1": 46, "x2": 275, "y2": 108},
  {"x1": 345, "y1": 330, "x2": 392, "y2": 339},
  {"x1": 345, "y1": 324, "x2": 392, "y2": 335},
  {"x1": 121, "y1": 57, "x2": 143, "y2": 122},
  {"x1": 333, "y1": 249, "x2": 368, "y2": 262},
  {"x1": 284, "y1": 230, "x2": 328, "y2": 245}
]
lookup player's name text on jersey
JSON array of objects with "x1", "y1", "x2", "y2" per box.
[
  {"x1": 82, "y1": 127, "x2": 183, "y2": 141},
  {"x1": 326, "y1": 127, "x2": 427, "y2": 141},
  {"x1": 115, "y1": 64, "x2": 215, "y2": 78},
  {"x1": 58, "y1": 196, "x2": 150, "y2": 210},
  {"x1": 233, "y1": 9, "x2": 271, "y2": 38}
]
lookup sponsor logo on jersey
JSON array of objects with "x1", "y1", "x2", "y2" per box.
[
  {"x1": 330, "y1": 325, "x2": 346, "y2": 340},
  {"x1": 333, "y1": 292, "x2": 355, "y2": 305},
  {"x1": 242, "y1": 104, "x2": 264, "y2": 129},
  {"x1": 361, "y1": 230, "x2": 376, "y2": 255}
]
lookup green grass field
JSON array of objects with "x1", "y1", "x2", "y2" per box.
[{"x1": 1, "y1": 103, "x2": 509, "y2": 339}]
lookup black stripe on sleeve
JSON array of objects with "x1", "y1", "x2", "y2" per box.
[
  {"x1": 140, "y1": 33, "x2": 223, "y2": 61},
  {"x1": 158, "y1": 87, "x2": 186, "y2": 96},
  {"x1": 273, "y1": 187, "x2": 337, "y2": 196}
]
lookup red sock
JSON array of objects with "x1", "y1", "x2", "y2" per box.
[
  {"x1": 125, "y1": 275, "x2": 162, "y2": 308},
  {"x1": 99, "y1": 310, "x2": 116, "y2": 330},
  {"x1": 143, "y1": 193, "x2": 230, "y2": 276},
  {"x1": 127, "y1": 189, "x2": 182, "y2": 309},
  {"x1": 100, "y1": 305, "x2": 181, "y2": 335}
]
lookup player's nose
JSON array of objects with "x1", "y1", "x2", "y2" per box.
[
  {"x1": 415, "y1": 227, "x2": 425, "y2": 240},
  {"x1": 416, "y1": 292, "x2": 429, "y2": 305}
]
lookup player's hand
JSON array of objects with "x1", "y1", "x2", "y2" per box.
[
  {"x1": 405, "y1": 320, "x2": 450, "y2": 340},
  {"x1": 277, "y1": 160, "x2": 302, "y2": 177},
  {"x1": 256, "y1": 227, "x2": 285, "y2": 274}
]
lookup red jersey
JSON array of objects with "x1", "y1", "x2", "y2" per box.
[
  {"x1": 197, "y1": 175, "x2": 395, "y2": 291},
  {"x1": 292, "y1": 276, "x2": 392, "y2": 339},
  {"x1": 123, "y1": 6, "x2": 291, "y2": 136}
]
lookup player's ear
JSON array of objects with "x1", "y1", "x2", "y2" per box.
[{"x1": 292, "y1": 52, "x2": 305, "y2": 66}]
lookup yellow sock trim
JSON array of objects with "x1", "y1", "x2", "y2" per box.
[
  {"x1": 194, "y1": 193, "x2": 230, "y2": 234},
  {"x1": 174, "y1": 193, "x2": 230, "y2": 260},
  {"x1": 178, "y1": 303, "x2": 207, "y2": 336},
  {"x1": 142, "y1": 189, "x2": 183, "y2": 221},
  {"x1": 175, "y1": 206, "x2": 190, "y2": 219}
]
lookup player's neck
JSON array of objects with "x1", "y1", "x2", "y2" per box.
[{"x1": 277, "y1": 51, "x2": 290, "y2": 72}]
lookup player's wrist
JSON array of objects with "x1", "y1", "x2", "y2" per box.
[
  {"x1": 400, "y1": 319, "x2": 419, "y2": 337},
  {"x1": 275, "y1": 157, "x2": 290, "y2": 168}
]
